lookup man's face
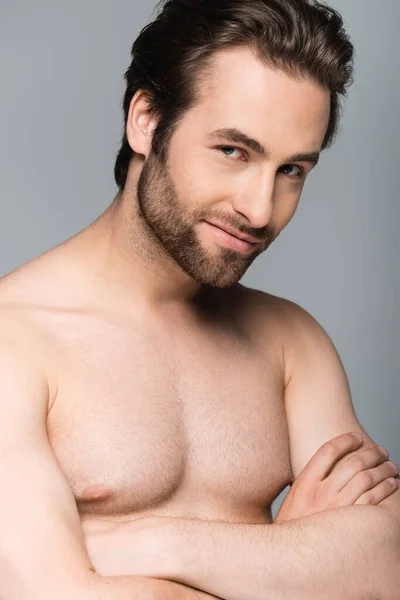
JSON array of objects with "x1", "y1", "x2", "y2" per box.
[{"x1": 136, "y1": 48, "x2": 330, "y2": 288}]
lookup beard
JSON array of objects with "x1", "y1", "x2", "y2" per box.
[{"x1": 135, "y1": 149, "x2": 276, "y2": 288}]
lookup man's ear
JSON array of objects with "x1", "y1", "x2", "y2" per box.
[{"x1": 126, "y1": 90, "x2": 158, "y2": 157}]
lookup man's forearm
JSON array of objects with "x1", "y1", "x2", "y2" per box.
[{"x1": 164, "y1": 506, "x2": 400, "y2": 600}]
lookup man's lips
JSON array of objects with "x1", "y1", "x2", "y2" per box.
[
  {"x1": 203, "y1": 221, "x2": 260, "y2": 254},
  {"x1": 205, "y1": 221, "x2": 260, "y2": 244}
]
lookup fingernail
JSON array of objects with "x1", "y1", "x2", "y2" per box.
[
  {"x1": 353, "y1": 434, "x2": 363, "y2": 442},
  {"x1": 388, "y1": 478, "x2": 398, "y2": 486}
]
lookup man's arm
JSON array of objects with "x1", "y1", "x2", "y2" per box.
[
  {"x1": 124, "y1": 297, "x2": 400, "y2": 600},
  {"x1": 0, "y1": 316, "x2": 217, "y2": 600},
  {"x1": 279, "y1": 297, "x2": 400, "y2": 515}
]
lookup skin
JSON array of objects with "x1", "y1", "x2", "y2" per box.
[{"x1": 0, "y1": 47, "x2": 399, "y2": 599}]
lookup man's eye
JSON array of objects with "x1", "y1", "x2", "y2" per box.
[
  {"x1": 219, "y1": 146, "x2": 246, "y2": 161},
  {"x1": 278, "y1": 164, "x2": 304, "y2": 178}
]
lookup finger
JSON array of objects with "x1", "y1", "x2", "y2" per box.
[
  {"x1": 354, "y1": 477, "x2": 399, "y2": 506},
  {"x1": 300, "y1": 433, "x2": 364, "y2": 483},
  {"x1": 337, "y1": 461, "x2": 399, "y2": 505},
  {"x1": 329, "y1": 446, "x2": 391, "y2": 493}
]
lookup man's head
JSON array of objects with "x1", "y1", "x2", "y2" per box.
[{"x1": 115, "y1": 0, "x2": 354, "y2": 288}]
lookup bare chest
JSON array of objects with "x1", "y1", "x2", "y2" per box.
[{"x1": 47, "y1": 316, "x2": 293, "y2": 523}]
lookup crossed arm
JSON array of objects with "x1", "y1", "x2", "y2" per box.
[
  {"x1": 144, "y1": 500, "x2": 400, "y2": 600},
  {"x1": 85, "y1": 299, "x2": 400, "y2": 600}
]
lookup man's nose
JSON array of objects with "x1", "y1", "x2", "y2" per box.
[{"x1": 231, "y1": 174, "x2": 275, "y2": 229}]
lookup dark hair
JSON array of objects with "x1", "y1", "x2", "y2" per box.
[{"x1": 114, "y1": 0, "x2": 354, "y2": 190}]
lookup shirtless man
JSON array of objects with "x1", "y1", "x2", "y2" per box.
[{"x1": 1, "y1": 0, "x2": 399, "y2": 598}]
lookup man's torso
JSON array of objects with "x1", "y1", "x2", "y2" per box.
[{"x1": 1, "y1": 251, "x2": 293, "y2": 526}]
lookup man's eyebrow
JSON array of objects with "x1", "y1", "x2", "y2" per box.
[{"x1": 209, "y1": 127, "x2": 321, "y2": 165}]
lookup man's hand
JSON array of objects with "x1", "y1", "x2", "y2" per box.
[{"x1": 274, "y1": 432, "x2": 399, "y2": 523}]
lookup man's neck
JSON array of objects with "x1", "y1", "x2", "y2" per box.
[{"x1": 72, "y1": 187, "x2": 205, "y2": 314}]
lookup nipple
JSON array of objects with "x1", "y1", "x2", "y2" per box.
[{"x1": 81, "y1": 484, "x2": 114, "y2": 501}]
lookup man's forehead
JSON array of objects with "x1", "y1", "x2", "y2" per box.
[
  {"x1": 201, "y1": 48, "x2": 296, "y2": 93},
  {"x1": 193, "y1": 48, "x2": 331, "y2": 150}
]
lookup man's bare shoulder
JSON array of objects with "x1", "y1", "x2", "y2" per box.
[
  {"x1": 235, "y1": 284, "x2": 326, "y2": 356},
  {"x1": 0, "y1": 304, "x2": 54, "y2": 418},
  {"x1": 237, "y1": 284, "x2": 335, "y2": 391},
  {"x1": 246, "y1": 286, "x2": 332, "y2": 348},
  {"x1": 235, "y1": 283, "x2": 313, "y2": 326},
  {"x1": 226, "y1": 284, "x2": 294, "y2": 357},
  {"x1": 0, "y1": 241, "x2": 74, "y2": 307},
  {"x1": 0, "y1": 252, "x2": 70, "y2": 406}
]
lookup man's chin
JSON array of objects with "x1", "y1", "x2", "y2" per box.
[
  {"x1": 190, "y1": 260, "x2": 250, "y2": 288},
  {"x1": 168, "y1": 236, "x2": 255, "y2": 287}
]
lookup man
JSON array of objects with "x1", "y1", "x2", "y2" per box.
[{"x1": 1, "y1": 0, "x2": 399, "y2": 598}]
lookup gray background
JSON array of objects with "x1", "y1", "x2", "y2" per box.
[{"x1": 1, "y1": 0, "x2": 399, "y2": 516}]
